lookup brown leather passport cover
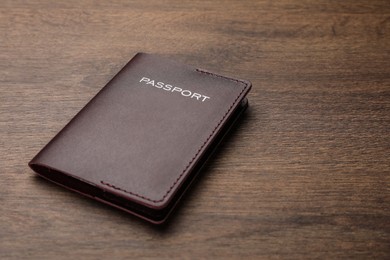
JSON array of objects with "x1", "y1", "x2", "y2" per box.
[{"x1": 29, "y1": 53, "x2": 251, "y2": 224}]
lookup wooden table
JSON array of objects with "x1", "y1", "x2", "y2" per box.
[{"x1": 1, "y1": 1, "x2": 389, "y2": 258}]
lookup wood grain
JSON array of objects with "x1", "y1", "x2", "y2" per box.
[{"x1": 1, "y1": 0, "x2": 389, "y2": 259}]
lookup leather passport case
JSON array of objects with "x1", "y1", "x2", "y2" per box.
[{"x1": 29, "y1": 53, "x2": 251, "y2": 224}]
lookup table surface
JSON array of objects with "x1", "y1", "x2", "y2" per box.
[{"x1": 1, "y1": 0, "x2": 389, "y2": 259}]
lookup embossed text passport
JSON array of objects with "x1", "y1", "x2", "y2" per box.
[{"x1": 29, "y1": 53, "x2": 251, "y2": 224}]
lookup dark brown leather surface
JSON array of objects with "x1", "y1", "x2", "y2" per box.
[{"x1": 29, "y1": 53, "x2": 251, "y2": 221}]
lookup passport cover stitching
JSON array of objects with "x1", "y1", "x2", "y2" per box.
[{"x1": 99, "y1": 69, "x2": 249, "y2": 203}]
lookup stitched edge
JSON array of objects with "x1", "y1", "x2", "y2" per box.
[{"x1": 101, "y1": 69, "x2": 249, "y2": 204}]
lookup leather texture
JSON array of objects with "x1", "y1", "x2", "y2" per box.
[{"x1": 29, "y1": 53, "x2": 251, "y2": 223}]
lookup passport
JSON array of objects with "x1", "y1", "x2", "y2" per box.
[{"x1": 29, "y1": 53, "x2": 252, "y2": 224}]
